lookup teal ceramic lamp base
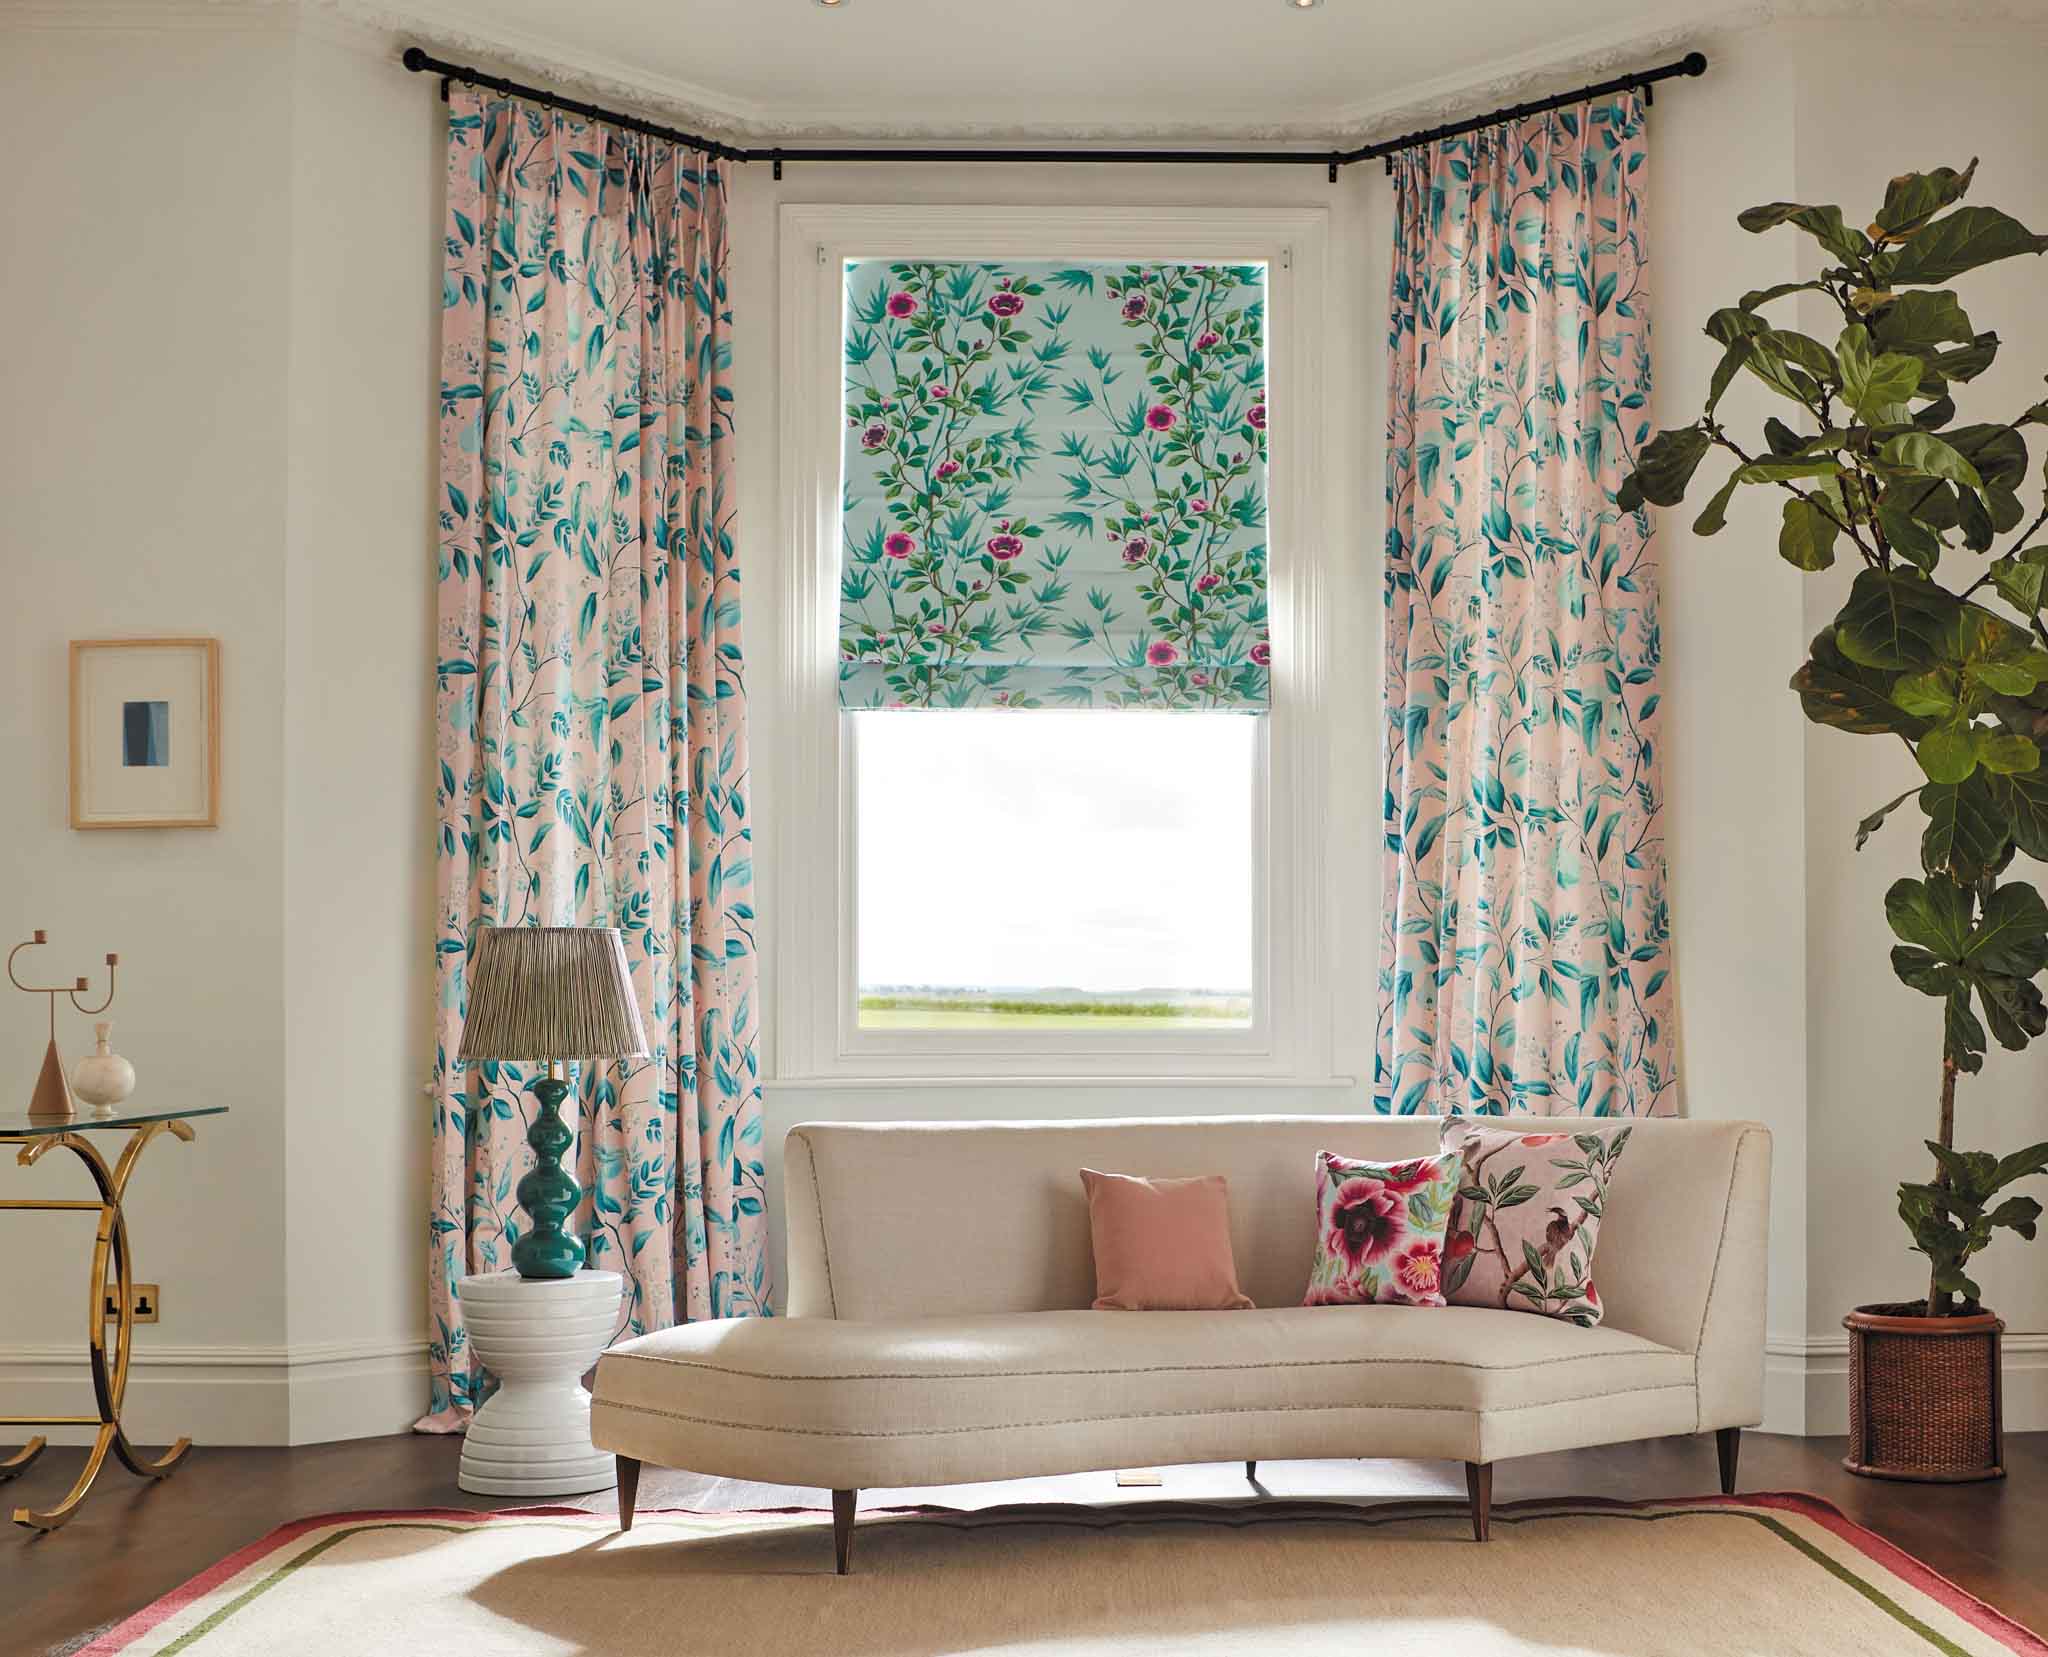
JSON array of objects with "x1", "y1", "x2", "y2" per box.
[{"x1": 512, "y1": 1072, "x2": 586, "y2": 1280}]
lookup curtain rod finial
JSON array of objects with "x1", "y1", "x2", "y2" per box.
[
  {"x1": 401, "y1": 45, "x2": 428, "y2": 72},
  {"x1": 1682, "y1": 50, "x2": 1708, "y2": 76}
]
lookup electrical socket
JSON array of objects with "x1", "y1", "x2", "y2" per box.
[{"x1": 102, "y1": 1283, "x2": 160, "y2": 1323}]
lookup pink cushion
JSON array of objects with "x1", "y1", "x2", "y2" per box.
[
  {"x1": 1441, "y1": 1120, "x2": 1632, "y2": 1325},
  {"x1": 1302, "y1": 1149, "x2": 1462, "y2": 1306},
  {"x1": 1079, "y1": 1169, "x2": 1255, "y2": 1311}
]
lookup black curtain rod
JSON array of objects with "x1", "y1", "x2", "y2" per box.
[{"x1": 400, "y1": 45, "x2": 1707, "y2": 182}]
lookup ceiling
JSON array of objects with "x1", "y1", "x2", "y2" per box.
[{"x1": 392, "y1": 0, "x2": 1718, "y2": 141}]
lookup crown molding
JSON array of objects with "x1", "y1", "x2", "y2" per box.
[
  {"x1": 8, "y1": 0, "x2": 2045, "y2": 144},
  {"x1": 0, "y1": 0, "x2": 294, "y2": 31}
]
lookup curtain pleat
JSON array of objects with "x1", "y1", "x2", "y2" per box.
[
  {"x1": 1377, "y1": 96, "x2": 1676, "y2": 1118},
  {"x1": 422, "y1": 89, "x2": 766, "y2": 1430}
]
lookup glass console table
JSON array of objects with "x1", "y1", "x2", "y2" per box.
[{"x1": 0, "y1": 1105, "x2": 228, "y2": 1531}]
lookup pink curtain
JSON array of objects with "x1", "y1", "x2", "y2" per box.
[
  {"x1": 422, "y1": 89, "x2": 767, "y2": 1430},
  {"x1": 1378, "y1": 96, "x2": 1677, "y2": 1117}
]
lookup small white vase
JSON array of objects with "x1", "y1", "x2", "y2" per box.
[{"x1": 72, "y1": 1022, "x2": 135, "y2": 1108}]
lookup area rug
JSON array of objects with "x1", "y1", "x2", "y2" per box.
[{"x1": 82, "y1": 1493, "x2": 2044, "y2": 1656}]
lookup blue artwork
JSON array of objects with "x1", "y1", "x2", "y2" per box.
[{"x1": 122, "y1": 700, "x2": 169, "y2": 768}]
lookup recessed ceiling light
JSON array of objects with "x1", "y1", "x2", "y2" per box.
[
  {"x1": 815, "y1": 0, "x2": 845, "y2": 7},
  {"x1": 1287, "y1": 0, "x2": 1322, "y2": 8}
]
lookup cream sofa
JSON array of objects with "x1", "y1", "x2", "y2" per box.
[{"x1": 591, "y1": 1114, "x2": 1770, "y2": 1572}]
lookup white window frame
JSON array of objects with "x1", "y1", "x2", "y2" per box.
[{"x1": 774, "y1": 204, "x2": 1335, "y2": 1083}]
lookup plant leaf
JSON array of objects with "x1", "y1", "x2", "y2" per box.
[
  {"x1": 1619, "y1": 425, "x2": 1711, "y2": 510},
  {"x1": 1919, "y1": 774, "x2": 2010, "y2": 881},
  {"x1": 1964, "y1": 881, "x2": 2048, "y2": 977},
  {"x1": 1974, "y1": 970, "x2": 2048, "y2": 1051},
  {"x1": 1692, "y1": 472, "x2": 1742, "y2": 538},
  {"x1": 1917, "y1": 718, "x2": 1979, "y2": 783},
  {"x1": 1779, "y1": 497, "x2": 1839, "y2": 571},
  {"x1": 1705, "y1": 337, "x2": 1753, "y2": 418},
  {"x1": 1880, "y1": 431, "x2": 1984, "y2": 488},
  {"x1": 1876, "y1": 160, "x2": 1978, "y2": 236},
  {"x1": 1886, "y1": 205, "x2": 2048, "y2": 284},
  {"x1": 1943, "y1": 424, "x2": 2030, "y2": 489},
  {"x1": 1835, "y1": 568, "x2": 1960, "y2": 671},
  {"x1": 1792, "y1": 627, "x2": 1932, "y2": 737},
  {"x1": 1885, "y1": 874, "x2": 1974, "y2": 959},
  {"x1": 1738, "y1": 199, "x2": 1872, "y2": 265},
  {"x1": 1879, "y1": 503, "x2": 1943, "y2": 572},
  {"x1": 1734, "y1": 457, "x2": 1845, "y2": 484},
  {"x1": 1991, "y1": 768, "x2": 2048, "y2": 861},
  {"x1": 1990, "y1": 550, "x2": 2048, "y2": 615},
  {"x1": 1871, "y1": 287, "x2": 1976, "y2": 349},
  {"x1": 1855, "y1": 786, "x2": 1918, "y2": 851}
]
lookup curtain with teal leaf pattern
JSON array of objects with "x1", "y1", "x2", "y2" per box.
[
  {"x1": 1377, "y1": 96, "x2": 1678, "y2": 1119},
  {"x1": 422, "y1": 88, "x2": 766, "y2": 1430}
]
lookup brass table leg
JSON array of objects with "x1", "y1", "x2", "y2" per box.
[
  {"x1": 2, "y1": 1121, "x2": 196, "y2": 1532},
  {"x1": 0, "y1": 1438, "x2": 46, "y2": 1483}
]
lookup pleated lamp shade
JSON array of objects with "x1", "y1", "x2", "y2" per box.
[{"x1": 458, "y1": 926, "x2": 649, "y2": 1062}]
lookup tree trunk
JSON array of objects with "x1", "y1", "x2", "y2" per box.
[{"x1": 1928, "y1": 1053, "x2": 1959, "y2": 1317}]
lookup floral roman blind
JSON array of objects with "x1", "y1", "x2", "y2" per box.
[{"x1": 838, "y1": 260, "x2": 1271, "y2": 709}]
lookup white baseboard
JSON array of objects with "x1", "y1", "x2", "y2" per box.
[
  {"x1": 1761, "y1": 1342, "x2": 1808, "y2": 1437},
  {"x1": 0, "y1": 1338, "x2": 429, "y2": 1448},
  {"x1": 1766, "y1": 1331, "x2": 2048, "y2": 1437},
  {"x1": 8, "y1": 1331, "x2": 2037, "y2": 1450}
]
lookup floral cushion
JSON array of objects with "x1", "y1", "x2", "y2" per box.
[
  {"x1": 1302, "y1": 1150, "x2": 1462, "y2": 1307},
  {"x1": 1441, "y1": 1122, "x2": 1632, "y2": 1326}
]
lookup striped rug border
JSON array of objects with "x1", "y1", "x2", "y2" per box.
[{"x1": 81, "y1": 1489, "x2": 2048, "y2": 1656}]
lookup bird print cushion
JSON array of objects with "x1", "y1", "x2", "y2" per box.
[
  {"x1": 1302, "y1": 1150, "x2": 1462, "y2": 1307},
  {"x1": 1439, "y1": 1121, "x2": 1632, "y2": 1326}
]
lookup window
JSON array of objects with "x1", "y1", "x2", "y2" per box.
[
  {"x1": 775, "y1": 206, "x2": 1332, "y2": 1081},
  {"x1": 854, "y1": 710, "x2": 1257, "y2": 1031}
]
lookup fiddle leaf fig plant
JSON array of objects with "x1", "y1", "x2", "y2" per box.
[{"x1": 1620, "y1": 159, "x2": 2048, "y2": 1316}]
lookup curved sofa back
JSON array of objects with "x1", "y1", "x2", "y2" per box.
[{"x1": 783, "y1": 1115, "x2": 1770, "y2": 1366}]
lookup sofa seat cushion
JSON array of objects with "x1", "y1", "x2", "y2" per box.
[{"x1": 593, "y1": 1306, "x2": 1693, "y2": 1448}]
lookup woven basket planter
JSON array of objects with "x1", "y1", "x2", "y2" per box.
[{"x1": 1842, "y1": 1306, "x2": 2005, "y2": 1482}]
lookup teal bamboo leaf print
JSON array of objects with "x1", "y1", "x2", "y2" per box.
[
  {"x1": 839, "y1": 260, "x2": 1270, "y2": 708},
  {"x1": 425, "y1": 88, "x2": 768, "y2": 1430},
  {"x1": 1378, "y1": 96, "x2": 1676, "y2": 1119}
]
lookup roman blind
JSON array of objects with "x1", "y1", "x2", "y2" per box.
[{"x1": 838, "y1": 260, "x2": 1270, "y2": 709}]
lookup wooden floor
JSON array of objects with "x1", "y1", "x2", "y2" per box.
[{"x1": 6, "y1": 1431, "x2": 2046, "y2": 1654}]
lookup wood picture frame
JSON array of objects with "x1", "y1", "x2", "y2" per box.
[{"x1": 69, "y1": 638, "x2": 221, "y2": 830}]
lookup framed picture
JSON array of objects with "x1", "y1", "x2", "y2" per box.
[{"x1": 70, "y1": 638, "x2": 221, "y2": 829}]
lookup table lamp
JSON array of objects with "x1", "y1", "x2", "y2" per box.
[{"x1": 458, "y1": 926, "x2": 649, "y2": 1280}]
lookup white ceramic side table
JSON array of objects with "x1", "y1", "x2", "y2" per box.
[{"x1": 458, "y1": 1268, "x2": 623, "y2": 1497}]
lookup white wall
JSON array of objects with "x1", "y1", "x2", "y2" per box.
[
  {"x1": 3, "y1": 4, "x2": 2043, "y2": 1444},
  {"x1": 0, "y1": 9, "x2": 435, "y2": 1445},
  {"x1": 278, "y1": 16, "x2": 439, "y2": 1443},
  {"x1": 0, "y1": 14, "x2": 298, "y2": 1443},
  {"x1": 1647, "y1": 29, "x2": 1814, "y2": 1430}
]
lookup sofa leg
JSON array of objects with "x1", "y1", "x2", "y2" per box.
[
  {"x1": 832, "y1": 1488, "x2": 857, "y2": 1575},
  {"x1": 1245, "y1": 1460, "x2": 1258, "y2": 1483},
  {"x1": 1716, "y1": 1427, "x2": 1741, "y2": 1496},
  {"x1": 1464, "y1": 1462, "x2": 1492, "y2": 1543},
  {"x1": 616, "y1": 1457, "x2": 640, "y2": 1532}
]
